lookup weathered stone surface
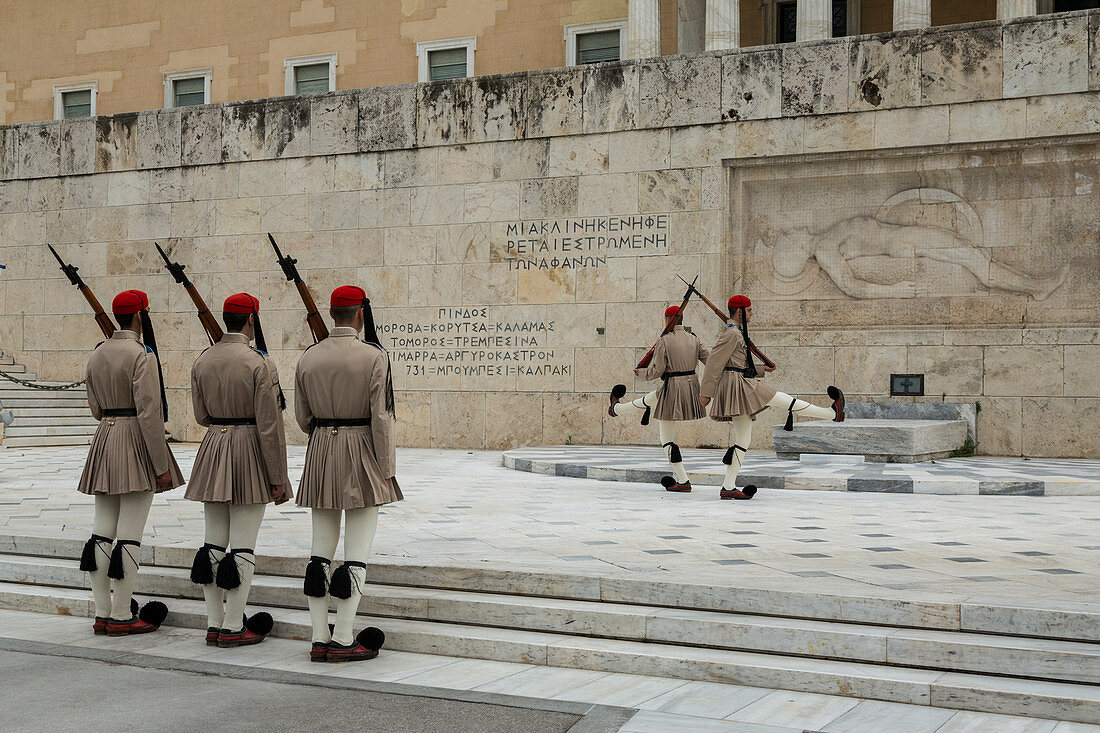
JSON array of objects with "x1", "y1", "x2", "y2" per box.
[
  {"x1": 1091, "y1": 10, "x2": 1100, "y2": 92},
  {"x1": 358, "y1": 84, "x2": 416, "y2": 152},
  {"x1": 180, "y1": 106, "x2": 224, "y2": 166},
  {"x1": 94, "y1": 113, "x2": 139, "y2": 172},
  {"x1": 639, "y1": 54, "x2": 721, "y2": 128},
  {"x1": 849, "y1": 34, "x2": 920, "y2": 112},
  {"x1": 948, "y1": 99, "x2": 1025, "y2": 143},
  {"x1": 921, "y1": 25, "x2": 1003, "y2": 105},
  {"x1": 608, "y1": 129, "x2": 669, "y2": 172},
  {"x1": 470, "y1": 73, "x2": 527, "y2": 142},
  {"x1": 220, "y1": 101, "x2": 267, "y2": 163},
  {"x1": 418, "y1": 78, "x2": 472, "y2": 148},
  {"x1": 1003, "y1": 14, "x2": 1089, "y2": 98},
  {"x1": 1023, "y1": 397, "x2": 1100, "y2": 459},
  {"x1": 582, "y1": 62, "x2": 639, "y2": 134},
  {"x1": 311, "y1": 92, "x2": 359, "y2": 155},
  {"x1": 263, "y1": 97, "x2": 310, "y2": 159},
  {"x1": 782, "y1": 39, "x2": 848, "y2": 117},
  {"x1": 0, "y1": 126, "x2": 15, "y2": 180},
  {"x1": 526, "y1": 69, "x2": 583, "y2": 138},
  {"x1": 16, "y1": 122, "x2": 61, "y2": 179},
  {"x1": 548, "y1": 135, "x2": 608, "y2": 177},
  {"x1": 774, "y1": 418, "x2": 968, "y2": 462},
  {"x1": 136, "y1": 110, "x2": 182, "y2": 169},
  {"x1": 984, "y1": 346, "x2": 1063, "y2": 397},
  {"x1": 722, "y1": 48, "x2": 781, "y2": 122},
  {"x1": 60, "y1": 118, "x2": 95, "y2": 175},
  {"x1": 520, "y1": 177, "x2": 578, "y2": 218},
  {"x1": 846, "y1": 402, "x2": 977, "y2": 445},
  {"x1": 803, "y1": 112, "x2": 874, "y2": 153},
  {"x1": 873, "y1": 105, "x2": 949, "y2": 148},
  {"x1": 639, "y1": 168, "x2": 701, "y2": 212}
]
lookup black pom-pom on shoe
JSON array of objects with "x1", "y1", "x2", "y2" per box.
[
  {"x1": 245, "y1": 612, "x2": 274, "y2": 636},
  {"x1": 357, "y1": 627, "x2": 385, "y2": 652},
  {"x1": 608, "y1": 384, "x2": 626, "y2": 417},
  {"x1": 138, "y1": 601, "x2": 169, "y2": 628},
  {"x1": 130, "y1": 598, "x2": 139, "y2": 617}
]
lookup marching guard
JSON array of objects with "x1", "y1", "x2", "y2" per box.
[
  {"x1": 295, "y1": 285, "x2": 398, "y2": 663},
  {"x1": 185, "y1": 293, "x2": 289, "y2": 648},
  {"x1": 699, "y1": 295, "x2": 845, "y2": 500},
  {"x1": 609, "y1": 305, "x2": 710, "y2": 492},
  {"x1": 77, "y1": 290, "x2": 182, "y2": 635}
]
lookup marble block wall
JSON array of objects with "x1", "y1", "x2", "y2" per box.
[{"x1": 0, "y1": 11, "x2": 1098, "y2": 457}]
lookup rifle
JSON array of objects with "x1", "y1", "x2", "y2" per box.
[
  {"x1": 268, "y1": 233, "x2": 329, "y2": 342},
  {"x1": 154, "y1": 242, "x2": 223, "y2": 345},
  {"x1": 47, "y1": 244, "x2": 115, "y2": 339},
  {"x1": 677, "y1": 275, "x2": 776, "y2": 370},
  {"x1": 636, "y1": 275, "x2": 697, "y2": 369}
]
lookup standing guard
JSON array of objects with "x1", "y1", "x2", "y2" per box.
[
  {"x1": 699, "y1": 295, "x2": 845, "y2": 500},
  {"x1": 295, "y1": 285, "x2": 398, "y2": 663},
  {"x1": 609, "y1": 305, "x2": 709, "y2": 492},
  {"x1": 77, "y1": 290, "x2": 182, "y2": 635},
  {"x1": 185, "y1": 293, "x2": 289, "y2": 648}
]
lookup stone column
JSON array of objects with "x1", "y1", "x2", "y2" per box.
[
  {"x1": 796, "y1": 0, "x2": 832, "y2": 42},
  {"x1": 998, "y1": 0, "x2": 1037, "y2": 20},
  {"x1": 893, "y1": 0, "x2": 932, "y2": 31},
  {"x1": 626, "y1": 0, "x2": 661, "y2": 59},
  {"x1": 705, "y1": 0, "x2": 740, "y2": 51}
]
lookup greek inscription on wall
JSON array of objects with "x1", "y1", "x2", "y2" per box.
[{"x1": 500, "y1": 215, "x2": 669, "y2": 270}]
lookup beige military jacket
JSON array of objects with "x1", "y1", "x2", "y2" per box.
[
  {"x1": 77, "y1": 330, "x2": 184, "y2": 495},
  {"x1": 699, "y1": 322, "x2": 777, "y2": 421},
  {"x1": 294, "y1": 327, "x2": 402, "y2": 510},
  {"x1": 185, "y1": 332, "x2": 290, "y2": 504},
  {"x1": 637, "y1": 325, "x2": 709, "y2": 421}
]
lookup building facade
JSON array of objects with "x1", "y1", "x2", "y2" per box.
[{"x1": 0, "y1": 5, "x2": 1098, "y2": 457}]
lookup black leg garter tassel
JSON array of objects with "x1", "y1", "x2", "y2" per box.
[
  {"x1": 329, "y1": 561, "x2": 366, "y2": 600},
  {"x1": 216, "y1": 549, "x2": 253, "y2": 591},
  {"x1": 303, "y1": 556, "x2": 331, "y2": 598},
  {"x1": 79, "y1": 534, "x2": 111, "y2": 572},
  {"x1": 107, "y1": 540, "x2": 140, "y2": 581},
  {"x1": 783, "y1": 398, "x2": 797, "y2": 432},
  {"x1": 190, "y1": 543, "x2": 225, "y2": 585}
]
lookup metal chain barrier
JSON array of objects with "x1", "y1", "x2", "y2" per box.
[{"x1": 0, "y1": 370, "x2": 86, "y2": 391}]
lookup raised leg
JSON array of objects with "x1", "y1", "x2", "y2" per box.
[
  {"x1": 612, "y1": 389, "x2": 659, "y2": 419},
  {"x1": 769, "y1": 390, "x2": 834, "y2": 421}
]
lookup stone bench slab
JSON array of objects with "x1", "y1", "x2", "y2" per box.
[{"x1": 773, "y1": 419, "x2": 968, "y2": 463}]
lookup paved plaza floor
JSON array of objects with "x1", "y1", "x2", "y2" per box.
[{"x1": 1, "y1": 444, "x2": 1098, "y2": 604}]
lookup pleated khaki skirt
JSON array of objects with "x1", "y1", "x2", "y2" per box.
[
  {"x1": 653, "y1": 375, "x2": 706, "y2": 421},
  {"x1": 295, "y1": 426, "x2": 403, "y2": 510},
  {"x1": 77, "y1": 416, "x2": 185, "y2": 495},
  {"x1": 185, "y1": 425, "x2": 290, "y2": 505},
  {"x1": 709, "y1": 372, "x2": 778, "y2": 421}
]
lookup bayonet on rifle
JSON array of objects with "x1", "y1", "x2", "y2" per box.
[
  {"x1": 154, "y1": 242, "x2": 223, "y2": 345},
  {"x1": 636, "y1": 275, "x2": 698, "y2": 369},
  {"x1": 268, "y1": 233, "x2": 329, "y2": 342},
  {"x1": 677, "y1": 275, "x2": 776, "y2": 370},
  {"x1": 47, "y1": 244, "x2": 115, "y2": 339}
]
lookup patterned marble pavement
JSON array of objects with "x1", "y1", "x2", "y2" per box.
[
  {"x1": 1, "y1": 445, "x2": 1099, "y2": 604},
  {"x1": 503, "y1": 446, "x2": 1100, "y2": 496}
]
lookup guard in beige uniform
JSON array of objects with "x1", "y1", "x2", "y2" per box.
[
  {"x1": 296, "y1": 285, "x2": 397, "y2": 663},
  {"x1": 77, "y1": 290, "x2": 182, "y2": 636},
  {"x1": 700, "y1": 295, "x2": 845, "y2": 500},
  {"x1": 186, "y1": 293, "x2": 289, "y2": 648},
  {"x1": 609, "y1": 305, "x2": 709, "y2": 492}
]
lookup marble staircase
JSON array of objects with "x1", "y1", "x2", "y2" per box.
[
  {"x1": 0, "y1": 533, "x2": 1097, "y2": 723},
  {"x1": 0, "y1": 354, "x2": 97, "y2": 448}
]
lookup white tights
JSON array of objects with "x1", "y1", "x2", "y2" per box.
[
  {"x1": 614, "y1": 389, "x2": 689, "y2": 483},
  {"x1": 308, "y1": 507, "x2": 379, "y2": 646},
  {"x1": 721, "y1": 391, "x2": 834, "y2": 489},
  {"x1": 89, "y1": 492, "x2": 155, "y2": 620},
  {"x1": 199, "y1": 503, "x2": 266, "y2": 631}
]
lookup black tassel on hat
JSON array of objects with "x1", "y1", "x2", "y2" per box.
[
  {"x1": 139, "y1": 309, "x2": 169, "y2": 421},
  {"x1": 362, "y1": 298, "x2": 395, "y2": 416},
  {"x1": 252, "y1": 314, "x2": 286, "y2": 410},
  {"x1": 784, "y1": 398, "x2": 797, "y2": 432},
  {"x1": 329, "y1": 561, "x2": 366, "y2": 600},
  {"x1": 737, "y1": 306, "x2": 758, "y2": 380},
  {"x1": 190, "y1": 543, "x2": 224, "y2": 585},
  {"x1": 80, "y1": 534, "x2": 111, "y2": 572},
  {"x1": 107, "y1": 540, "x2": 140, "y2": 581},
  {"x1": 303, "y1": 556, "x2": 331, "y2": 597}
]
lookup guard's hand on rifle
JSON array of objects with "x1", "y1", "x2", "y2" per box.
[
  {"x1": 155, "y1": 472, "x2": 172, "y2": 489},
  {"x1": 763, "y1": 364, "x2": 776, "y2": 373},
  {"x1": 699, "y1": 396, "x2": 711, "y2": 408},
  {"x1": 271, "y1": 484, "x2": 288, "y2": 505}
]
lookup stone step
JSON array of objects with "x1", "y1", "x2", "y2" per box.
[
  {"x1": 2, "y1": 416, "x2": 99, "y2": 427},
  {"x1": 1, "y1": 435, "x2": 93, "y2": 448},
  {"x1": 773, "y1": 419, "x2": 968, "y2": 463},
  {"x1": 0, "y1": 388, "x2": 87, "y2": 400},
  {"x1": 1, "y1": 580, "x2": 1097, "y2": 723},
  {"x1": 0, "y1": 396, "x2": 89, "y2": 409},
  {"x1": 1, "y1": 553, "x2": 1099, "y2": 686},
  {"x1": 0, "y1": 364, "x2": 28, "y2": 374},
  {"x1": 5, "y1": 532, "x2": 1098, "y2": 645},
  {"x1": 3, "y1": 424, "x2": 99, "y2": 437},
  {"x1": 3, "y1": 407, "x2": 93, "y2": 418}
]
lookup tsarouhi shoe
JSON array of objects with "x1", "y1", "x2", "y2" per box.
[
  {"x1": 205, "y1": 627, "x2": 220, "y2": 646},
  {"x1": 325, "y1": 640, "x2": 378, "y2": 663},
  {"x1": 218, "y1": 612, "x2": 273, "y2": 648},
  {"x1": 106, "y1": 601, "x2": 168, "y2": 636},
  {"x1": 96, "y1": 599, "x2": 139, "y2": 635},
  {"x1": 720, "y1": 485, "x2": 759, "y2": 501},
  {"x1": 661, "y1": 476, "x2": 692, "y2": 493},
  {"x1": 310, "y1": 642, "x2": 329, "y2": 663},
  {"x1": 828, "y1": 386, "x2": 845, "y2": 422},
  {"x1": 608, "y1": 384, "x2": 626, "y2": 417}
]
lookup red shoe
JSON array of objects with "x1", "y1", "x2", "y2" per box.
[
  {"x1": 720, "y1": 485, "x2": 758, "y2": 501},
  {"x1": 828, "y1": 386, "x2": 845, "y2": 422},
  {"x1": 93, "y1": 617, "x2": 108, "y2": 635},
  {"x1": 325, "y1": 641, "x2": 378, "y2": 663},
  {"x1": 217, "y1": 627, "x2": 265, "y2": 648},
  {"x1": 310, "y1": 642, "x2": 329, "y2": 663},
  {"x1": 206, "y1": 627, "x2": 220, "y2": 646},
  {"x1": 608, "y1": 384, "x2": 626, "y2": 417},
  {"x1": 106, "y1": 616, "x2": 159, "y2": 636},
  {"x1": 661, "y1": 476, "x2": 691, "y2": 493}
]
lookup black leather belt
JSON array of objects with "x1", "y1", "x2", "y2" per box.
[
  {"x1": 313, "y1": 418, "x2": 371, "y2": 428},
  {"x1": 661, "y1": 370, "x2": 695, "y2": 380},
  {"x1": 209, "y1": 417, "x2": 257, "y2": 426},
  {"x1": 724, "y1": 366, "x2": 753, "y2": 374},
  {"x1": 102, "y1": 408, "x2": 137, "y2": 417}
]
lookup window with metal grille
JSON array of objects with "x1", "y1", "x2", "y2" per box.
[
  {"x1": 576, "y1": 29, "x2": 620, "y2": 64},
  {"x1": 62, "y1": 90, "x2": 91, "y2": 118},
  {"x1": 778, "y1": 2, "x2": 797, "y2": 43},
  {"x1": 1053, "y1": 0, "x2": 1099, "y2": 9},
  {"x1": 295, "y1": 63, "x2": 331, "y2": 95},
  {"x1": 832, "y1": 0, "x2": 848, "y2": 36},
  {"x1": 428, "y1": 47, "x2": 468, "y2": 81},
  {"x1": 173, "y1": 77, "x2": 206, "y2": 107}
]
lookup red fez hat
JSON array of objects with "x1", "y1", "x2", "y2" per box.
[
  {"x1": 223, "y1": 293, "x2": 260, "y2": 314},
  {"x1": 331, "y1": 285, "x2": 367, "y2": 307},
  {"x1": 664, "y1": 305, "x2": 681, "y2": 318},
  {"x1": 728, "y1": 295, "x2": 751, "y2": 310},
  {"x1": 112, "y1": 290, "x2": 149, "y2": 315}
]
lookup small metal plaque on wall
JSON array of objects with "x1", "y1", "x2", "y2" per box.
[{"x1": 890, "y1": 374, "x2": 925, "y2": 396}]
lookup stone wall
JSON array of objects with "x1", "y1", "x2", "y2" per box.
[{"x1": 1, "y1": 11, "x2": 1098, "y2": 456}]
